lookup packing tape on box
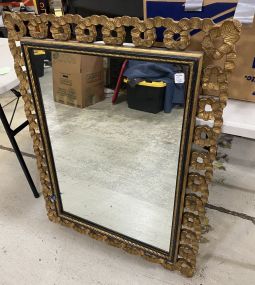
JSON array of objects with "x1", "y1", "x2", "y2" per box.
[
  {"x1": 233, "y1": 0, "x2": 255, "y2": 24},
  {"x1": 184, "y1": 0, "x2": 204, "y2": 11}
]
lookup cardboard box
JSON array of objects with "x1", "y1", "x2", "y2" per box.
[
  {"x1": 52, "y1": 52, "x2": 105, "y2": 108},
  {"x1": 144, "y1": 0, "x2": 255, "y2": 102}
]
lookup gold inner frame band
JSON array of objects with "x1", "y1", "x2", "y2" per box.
[{"x1": 22, "y1": 41, "x2": 202, "y2": 261}]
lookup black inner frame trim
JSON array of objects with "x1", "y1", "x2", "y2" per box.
[{"x1": 21, "y1": 39, "x2": 203, "y2": 263}]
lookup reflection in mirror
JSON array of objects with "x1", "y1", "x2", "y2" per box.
[{"x1": 31, "y1": 50, "x2": 189, "y2": 251}]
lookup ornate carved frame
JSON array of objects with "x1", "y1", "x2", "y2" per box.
[{"x1": 3, "y1": 12, "x2": 241, "y2": 277}]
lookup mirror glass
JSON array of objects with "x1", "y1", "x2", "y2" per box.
[{"x1": 31, "y1": 49, "x2": 190, "y2": 252}]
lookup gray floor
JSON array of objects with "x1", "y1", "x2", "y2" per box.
[{"x1": 0, "y1": 90, "x2": 255, "y2": 284}]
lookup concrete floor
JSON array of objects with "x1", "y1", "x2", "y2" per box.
[{"x1": 1, "y1": 90, "x2": 255, "y2": 284}]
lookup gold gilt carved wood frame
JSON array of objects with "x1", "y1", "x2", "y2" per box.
[{"x1": 3, "y1": 12, "x2": 241, "y2": 277}]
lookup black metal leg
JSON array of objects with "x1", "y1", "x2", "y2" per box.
[{"x1": 0, "y1": 104, "x2": 39, "y2": 198}]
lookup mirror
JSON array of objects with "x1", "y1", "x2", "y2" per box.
[
  {"x1": 5, "y1": 11, "x2": 240, "y2": 276},
  {"x1": 34, "y1": 51, "x2": 188, "y2": 252},
  {"x1": 23, "y1": 42, "x2": 202, "y2": 258}
]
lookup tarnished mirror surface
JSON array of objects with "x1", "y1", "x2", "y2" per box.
[{"x1": 38, "y1": 53, "x2": 187, "y2": 251}]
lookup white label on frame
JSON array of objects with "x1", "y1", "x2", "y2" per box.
[{"x1": 174, "y1": 73, "x2": 185, "y2": 84}]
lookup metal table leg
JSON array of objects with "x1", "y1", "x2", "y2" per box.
[{"x1": 0, "y1": 104, "x2": 39, "y2": 198}]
